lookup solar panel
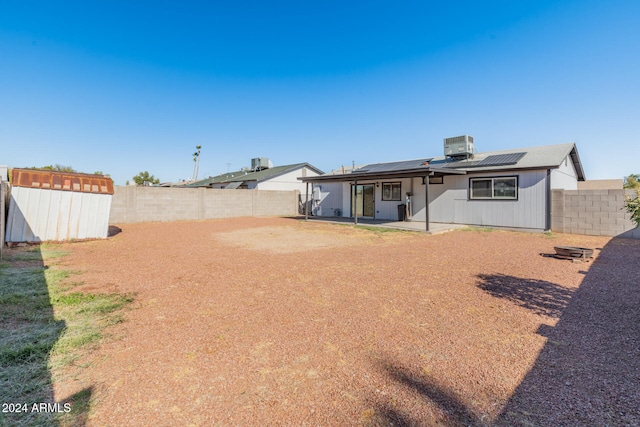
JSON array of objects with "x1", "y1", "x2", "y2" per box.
[
  {"x1": 357, "y1": 159, "x2": 433, "y2": 173},
  {"x1": 445, "y1": 152, "x2": 526, "y2": 169},
  {"x1": 445, "y1": 160, "x2": 480, "y2": 168},
  {"x1": 477, "y1": 152, "x2": 526, "y2": 167}
]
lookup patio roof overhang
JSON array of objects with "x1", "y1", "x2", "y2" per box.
[
  {"x1": 298, "y1": 166, "x2": 467, "y2": 183},
  {"x1": 299, "y1": 166, "x2": 466, "y2": 233}
]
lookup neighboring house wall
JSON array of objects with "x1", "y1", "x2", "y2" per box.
[
  {"x1": 550, "y1": 155, "x2": 578, "y2": 190},
  {"x1": 6, "y1": 187, "x2": 112, "y2": 242},
  {"x1": 257, "y1": 167, "x2": 320, "y2": 193},
  {"x1": 109, "y1": 186, "x2": 299, "y2": 224},
  {"x1": 551, "y1": 189, "x2": 639, "y2": 238}
]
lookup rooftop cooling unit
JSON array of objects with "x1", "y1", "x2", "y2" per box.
[
  {"x1": 251, "y1": 157, "x2": 273, "y2": 171},
  {"x1": 444, "y1": 135, "x2": 474, "y2": 159}
]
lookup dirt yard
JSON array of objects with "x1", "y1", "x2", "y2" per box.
[{"x1": 48, "y1": 217, "x2": 639, "y2": 426}]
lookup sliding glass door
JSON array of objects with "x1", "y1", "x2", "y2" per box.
[{"x1": 351, "y1": 184, "x2": 375, "y2": 218}]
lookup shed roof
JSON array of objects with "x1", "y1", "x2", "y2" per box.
[{"x1": 11, "y1": 169, "x2": 114, "y2": 195}]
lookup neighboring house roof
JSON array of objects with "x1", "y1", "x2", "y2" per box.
[
  {"x1": 301, "y1": 142, "x2": 585, "y2": 182},
  {"x1": 187, "y1": 170, "x2": 247, "y2": 187},
  {"x1": 188, "y1": 163, "x2": 324, "y2": 188}
]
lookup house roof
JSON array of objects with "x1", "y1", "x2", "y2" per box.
[
  {"x1": 301, "y1": 142, "x2": 585, "y2": 182},
  {"x1": 434, "y1": 143, "x2": 584, "y2": 179},
  {"x1": 188, "y1": 163, "x2": 324, "y2": 187}
]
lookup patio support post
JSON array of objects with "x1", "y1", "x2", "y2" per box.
[
  {"x1": 425, "y1": 175, "x2": 430, "y2": 232},
  {"x1": 353, "y1": 179, "x2": 358, "y2": 226},
  {"x1": 305, "y1": 181, "x2": 309, "y2": 220},
  {"x1": 545, "y1": 169, "x2": 551, "y2": 231}
]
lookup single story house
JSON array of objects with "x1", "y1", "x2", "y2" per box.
[
  {"x1": 187, "y1": 159, "x2": 324, "y2": 196},
  {"x1": 300, "y1": 136, "x2": 585, "y2": 232}
]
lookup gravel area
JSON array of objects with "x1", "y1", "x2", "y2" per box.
[{"x1": 49, "y1": 217, "x2": 639, "y2": 426}]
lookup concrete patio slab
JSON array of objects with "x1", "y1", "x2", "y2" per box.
[{"x1": 303, "y1": 216, "x2": 468, "y2": 234}]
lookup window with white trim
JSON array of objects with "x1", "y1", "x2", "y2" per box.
[
  {"x1": 382, "y1": 182, "x2": 402, "y2": 201},
  {"x1": 470, "y1": 176, "x2": 518, "y2": 200}
]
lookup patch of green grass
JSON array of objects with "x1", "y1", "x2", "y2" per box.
[
  {"x1": 460, "y1": 226, "x2": 494, "y2": 232},
  {"x1": 6, "y1": 251, "x2": 44, "y2": 261},
  {"x1": 78, "y1": 294, "x2": 134, "y2": 315},
  {"x1": 54, "y1": 292, "x2": 96, "y2": 306},
  {"x1": 354, "y1": 225, "x2": 409, "y2": 233},
  {"x1": 334, "y1": 223, "x2": 408, "y2": 233},
  {"x1": 4, "y1": 245, "x2": 69, "y2": 262},
  {"x1": 40, "y1": 244, "x2": 70, "y2": 260},
  {"x1": 0, "y1": 245, "x2": 133, "y2": 427}
]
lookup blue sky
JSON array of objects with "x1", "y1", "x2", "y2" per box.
[{"x1": 1, "y1": 1, "x2": 638, "y2": 185}]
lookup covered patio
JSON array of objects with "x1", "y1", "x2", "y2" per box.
[{"x1": 299, "y1": 163, "x2": 467, "y2": 232}]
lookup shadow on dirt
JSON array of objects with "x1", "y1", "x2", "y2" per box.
[
  {"x1": 493, "y1": 238, "x2": 640, "y2": 426},
  {"x1": 476, "y1": 273, "x2": 574, "y2": 318},
  {"x1": 58, "y1": 386, "x2": 94, "y2": 426},
  {"x1": 371, "y1": 359, "x2": 482, "y2": 426},
  {"x1": 107, "y1": 226, "x2": 122, "y2": 237},
  {"x1": 368, "y1": 238, "x2": 640, "y2": 426}
]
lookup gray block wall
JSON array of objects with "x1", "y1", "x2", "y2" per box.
[
  {"x1": 551, "y1": 189, "x2": 640, "y2": 238},
  {"x1": 109, "y1": 186, "x2": 300, "y2": 224}
]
